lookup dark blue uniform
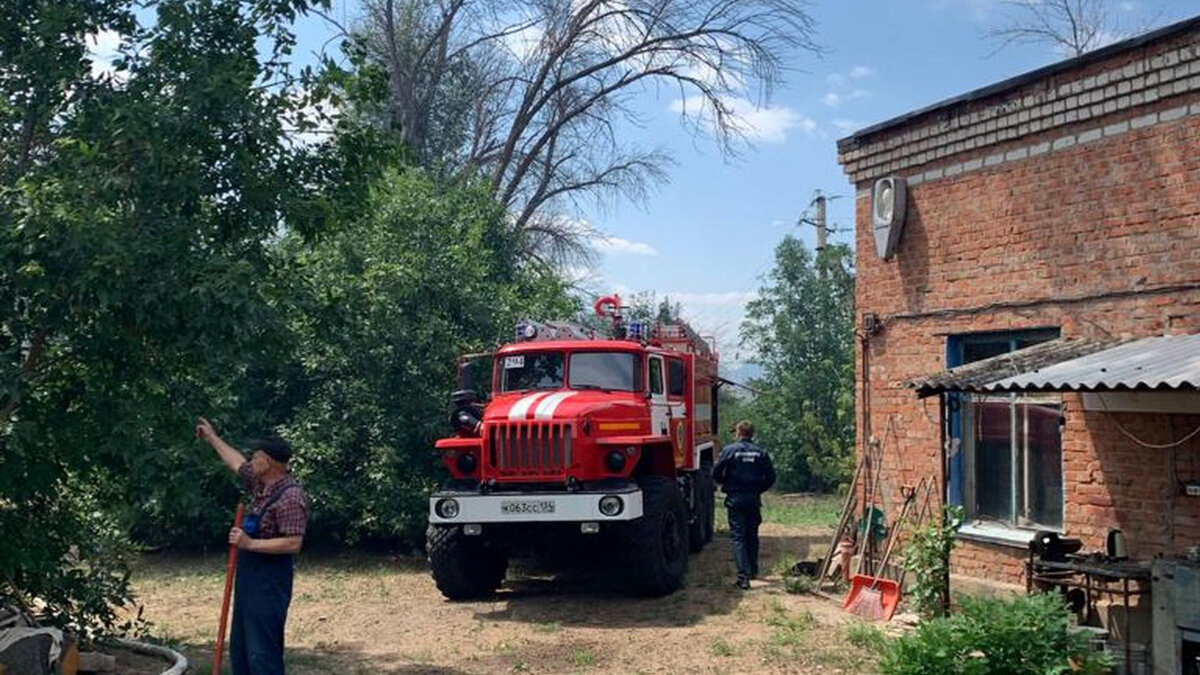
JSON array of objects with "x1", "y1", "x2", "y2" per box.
[{"x1": 712, "y1": 438, "x2": 776, "y2": 584}]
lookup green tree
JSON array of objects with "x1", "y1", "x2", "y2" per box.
[
  {"x1": 0, "y1": 0, "x2": 326, "y2": 632},
  {"x1": 740, "y1": 238, "x2": 855, "y2": 492},
  {"x1": 274, "y1": 168, "x2": 574, "y2": 547}
]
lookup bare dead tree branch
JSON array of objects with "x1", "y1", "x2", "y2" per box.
[
  {"x1": 986, "y1": 0, "x2": 1133, "y2": 57},
  {"x1": 348, "y1": 0, "x2": 818, "y2": 268}
]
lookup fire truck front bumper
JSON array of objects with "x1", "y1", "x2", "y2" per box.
[{"x1": 429, "y1": 486, "x2": 644, "y2": 525}]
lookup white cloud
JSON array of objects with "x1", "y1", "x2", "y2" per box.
[
  {"x1": 1118, "y1": 1, "x2": 1136, "y2": 10},
  {"x1": 663, "y1": 290, "x2": 758, "y2": 366},
  {"x1": 825, "y1": 73, "x2": 847, "y2": 87},
  {"x1": 832, "y1": 119, "x2": 862, "y2": 133},
  {"x1": 499, "y1": 18, "x2": 546, "y2": 63},
  {"x1": 849, "y1": 65, "x2": 876, "y2": 79},
  {"x1": 671, "y1": 95, "x2": 814, "y2": 143},
  {"x1": 597, "y1": 284, "x2": 759, "y2": 367},
  {"x1": 822, "y1": 88, "x2": 869, "y2": 108},
  {"x1": 86, "y1": 30, "x2": 123, "y2": 79},
  {"x1": 927, "y1": 0, "x2": 994, "y2": 21},
  {"x1": 593, "y1": 236, "x2": 658, "y2": 256}
]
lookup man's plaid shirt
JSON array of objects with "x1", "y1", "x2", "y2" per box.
[{"x1": 238, "y1": 463, "x2": 309, "y2": 538}]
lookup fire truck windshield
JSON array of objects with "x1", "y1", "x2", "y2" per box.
[
  {"x1": 499, "y1": 351, "x2": 641, "y2": 393},
  {"x1": 568, "y1": 352, "x2": 640, "y2": 392},
  {"x1": 500, "y1": 352, "x2": 564, "y2": 392}
]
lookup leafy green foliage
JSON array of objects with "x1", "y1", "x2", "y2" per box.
[
  {"x1": 1, "y1": 0, "x2": 327, "y2": 633},
  {"x1": 880, "y1": 593, "x2": 1111, "y2": 675},
  {"x1": 739, "y1": 238, "x2": 855, "y2": 491},
  {"x1": 901, "y1": 505, "x2": 964, "y2": 619},
  {"x1": 275, "y1": 169, "x2": 573, "y2": 547},
  {"x1": 0, "y1": 0, "x2": 576, "y2": 633}
]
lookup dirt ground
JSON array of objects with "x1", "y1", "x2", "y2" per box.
[{"x1": 131, "y1": 510, "x2": 887, "y2": 674}]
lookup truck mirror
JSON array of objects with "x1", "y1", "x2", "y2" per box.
[{"x1": 457, "y1": 361, "x2": 476, "y2": 392}]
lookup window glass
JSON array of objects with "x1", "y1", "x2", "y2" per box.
[
  {"x1": 568, "y1": 352, "x2": 638, "y2": 391},
  {"x1": 970, "y1": 396, "x2": 1015, "y2": 522},
  {"x1": 499, "y1": 352, "x2": 564, "y2": 392},
  {"x1": 667, "y1": 359, "x2": 686, "y2": 397},
  {"x1": 965, "y1": 392, "x2": 1063, "y2": 529},
  {"x1": 1021, "y1": 400, "x2": 1063, "y2": 528},
  {"x1": 648, "y1": 357, "x2": 664, "y2": 395},
  {"x1": 952, "y1": 329, "x2": 1063, "y2": 530}
]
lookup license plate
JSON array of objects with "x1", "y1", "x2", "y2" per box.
[{"x1": 500, "y1": 500, "x2": 555, "y2": 515}]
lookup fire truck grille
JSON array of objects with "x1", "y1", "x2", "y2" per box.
[{"x1": 487, "y1": 422, "x2": 573, "y2": 476}]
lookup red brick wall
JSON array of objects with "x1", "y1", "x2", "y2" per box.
[{"x1": 852, "y1": 97, "x2": 1200, "y2": 585}]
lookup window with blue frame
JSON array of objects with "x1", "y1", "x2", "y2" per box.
[{"x1": 947, "y1": 329, "x2": 1064, "y2": 530}]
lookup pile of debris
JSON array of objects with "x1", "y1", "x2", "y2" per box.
[{"x1": 0, "y1": 605, "x2": 121, "y2": 675}]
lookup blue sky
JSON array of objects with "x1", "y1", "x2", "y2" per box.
[{"x1": 287, "y1": 1, "x2": 1196, "y2": 366}]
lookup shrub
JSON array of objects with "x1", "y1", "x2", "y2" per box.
[
  {"x1": 879, "y1": 593, "x2": 1111, "y2": 675},
  {"x1": 902, "y1": 505, "x2": 963, "y2": 619}
]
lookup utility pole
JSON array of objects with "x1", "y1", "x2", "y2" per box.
[{"x1": 814, "y1": 194, "x2": 827, "y2": 252}]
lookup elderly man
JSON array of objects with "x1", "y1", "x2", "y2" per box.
[
  {"x1": 713, "y1": 420, "x2": 776, "y2": 590},
  {"x1": 197, "y1": 417, "x2": 308, "y2": 675}
]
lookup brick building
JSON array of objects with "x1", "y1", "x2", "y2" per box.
[{"x1": 835, "y1": 12, "x2": 1200, "y2": 635}]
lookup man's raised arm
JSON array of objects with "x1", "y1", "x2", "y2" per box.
[{"x1": 196, "y1": 416, "x2": 245, "y2": 473}]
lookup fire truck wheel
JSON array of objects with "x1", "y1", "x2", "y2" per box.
[
  {"x1": 426, "y1": 525, "x2": 508, "y2": 600},
  {"x1": 624, "y1": 476, "x2": 689, "y2": 596}
]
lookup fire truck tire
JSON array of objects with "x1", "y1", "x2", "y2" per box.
[
  {"x1": 624, "y1": 476, "x2": 689, "y2": 596},
  {"x1": 426, "y1": 525, "x2": 508, "y2": 600}
]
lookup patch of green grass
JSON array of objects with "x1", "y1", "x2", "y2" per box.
[
  {"x1": 759, "y1": 609, "x2": 818, "y2": 665},
  {"x1": 770, "y1": 554, "x2": 798, "y2": 577},
  {"x1": 782, "y1": 573, "x2": 817, "y2": 595},
  {"x1": 766, "y1": 609, "x2": 816, "y2": 646},
  {"x1": 844, "y1": 623, "x2": 890, "y2": 654},
  {"x1": 571, "y1": 647, "x2": 595, "y2": 669},
  {"x1": 761, "y1": 493, "x2": 842, "y2": 529},
  {"x1": 533, "y1": 621, "x2": 561, "y2": 634},
  {"x1": 709, "y1": 638, "x2": 737, "y2": 657}
]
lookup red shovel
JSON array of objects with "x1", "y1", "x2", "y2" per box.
[{"x1": 213, "y1": 503, "x2": 244, "y2": 675}]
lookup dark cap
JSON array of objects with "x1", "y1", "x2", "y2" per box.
[{"x1": 251, "y1": 435, "x2": 293, "y2": 463}]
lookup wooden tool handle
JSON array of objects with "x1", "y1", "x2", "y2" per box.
[{"x1": 213, "y1": 503, "x2": 244, "y2": 675}]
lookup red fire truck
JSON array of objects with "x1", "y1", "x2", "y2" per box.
[{"x1": 427, "y1": 296, "x2": 720, "y2": 598}]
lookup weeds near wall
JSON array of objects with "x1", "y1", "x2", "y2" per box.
[{"x1": 901, "y1": 505, "x2": 964, "y2": 619}]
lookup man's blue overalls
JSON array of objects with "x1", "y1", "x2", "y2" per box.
[
  {"x1": 713, "y1": 438, "x2": 776, "y2": 585},
  {"x1": 230, "y1": 483, "x2": 297, "y2": 675}
]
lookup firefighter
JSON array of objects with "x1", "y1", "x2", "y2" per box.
[
  {"x1": 197, "y1": 417, "x2": 309, "y2": 675},
  {"x1": 713, "y1": 420, "x2": 776, "y2": 590}
]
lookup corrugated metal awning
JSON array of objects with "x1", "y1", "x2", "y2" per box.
[
  {"x1": 984, "y1": 333, "x2": 1200, "y2": 393},
  {"x1": 907, "y1": 337, "x2": 1120, "y2": 398}
]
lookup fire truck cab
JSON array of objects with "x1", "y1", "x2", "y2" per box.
[{"x1": 427, "y1": 297, "x2": 719, "y2": 598}]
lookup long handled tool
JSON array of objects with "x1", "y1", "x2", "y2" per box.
[
  {"x1": 213, "y1": 503, "x2": 244, "y2": 675},
  {"x1": 817, "y1": 452, "x2": 866, "y2": 583},
  {"x1": 845, "y1": 485, "x2": 917, "y2": 620},
  {"x1": 853, "y1": 443, "x2": 883, "y2": 578}
]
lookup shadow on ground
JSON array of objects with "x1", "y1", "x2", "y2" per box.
[{"x1": 470, "y1": 529, "x2": 831, "y2": 629}]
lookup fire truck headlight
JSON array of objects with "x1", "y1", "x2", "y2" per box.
[
  {"x1": 436, "y1": 498, "x2": 460, "y2": 519},
  {"x1": 605, "y1": 450, "x2": 626, "y2": 472},
  {"x1": 599, "y1": 495, "x2": 624, "y2": 517},
  {"x1": 455, "y1": 452, "x2": 477, "y2": 474}
]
